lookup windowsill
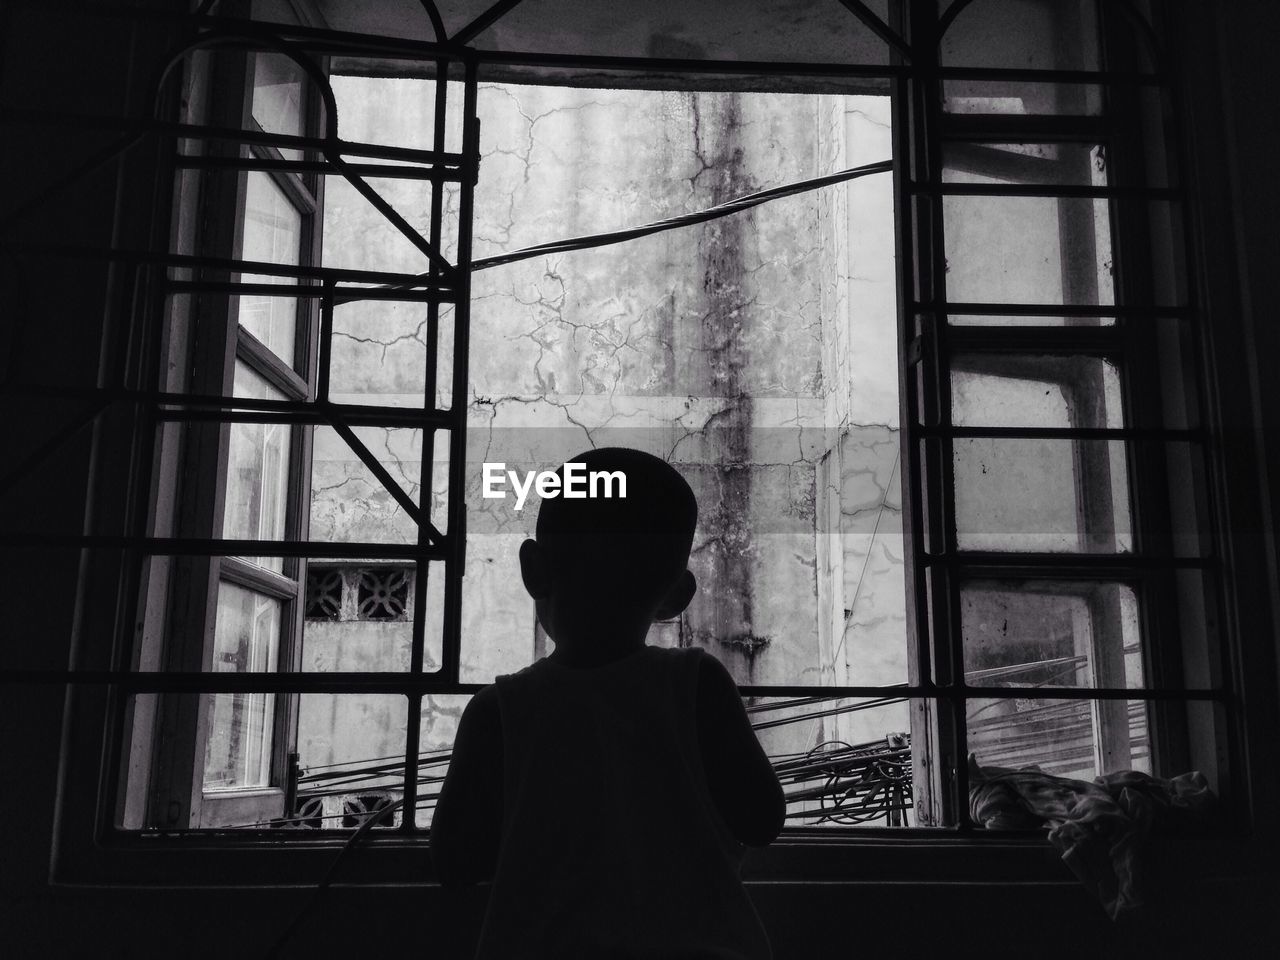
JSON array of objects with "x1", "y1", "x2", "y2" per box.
[{"x1": 52, "y1": 825, "x2": 1263, "y2": 889}]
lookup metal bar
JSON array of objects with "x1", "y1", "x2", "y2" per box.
[
  {"x1": 155, "y1": 405, "x2": 454, "y2": 429},
  {"x1": 166, "y1": 281, "x2": 458, "y2": 302},
  {"x1": 402, "y1": 52, "x2": 459, "y2": 834},
  {"x1": 327, "y1": 417, "x2": 424, "y2": 528},
  {"x1": 0, "y1": 672, "x2": 465, "y2": 692},
  {"x1": 316, "y1": 285, "x2": 334, "y2": 403},
  {"x1": 943, "y1": 325, "x2": 1128, "y2": 349},
  {"x1": 937, "y1": 116, "x2": 1109, "y2": 141},
  {"x1": 837, "y1": 0, "x2": 913, "y2": 59},
  {"x1": 153, "y1": 399, "x2": 450, "y2": 427},
  {"x1": 921, "y1": 301, "x2": 1192, "y2": 318},
  {"x1": 890, "y1": 0, "x2": 942, "y2": 829},
  {"x1": 4, "y1": 241, "x2": 459, "y2": 290},
  {"x1": 411, "y1": 56, "x2": 452, "y2": 681},
  {"x1": 176, "y1": 154, "x2": 463, "y2": 182},
  {"x1": 469, "y1": 48, "x2": 906, "y2": 80},
  {"x1": 0, "y1": 534, "x2": 448, "y2": 560},
  {"x1": 357, "y1": 160, "x2": 893, "y2": 304},
  {"x1": 0, "y1": 670, "x2": 1225, "y2": 702},
  {"x1": 330, "y1": 172, "x2": 457, "y2": 281},
  {"x1": 909, "y1": 0, "x2": 967, "y2": 828},
  {"x1": 475, "y1": 50, "x2": 1161, "y2": 84},
  {"x1": 935, "y1": 0, "x2": 975, "y2": 39},
  {"x1": 451, "y1": 0, "x2": 527, "y2": 47},
  {"x1": 416, "y1": 1, "x2": 447, "y2": 44},
  {"x1": 441, "y1": 60, "x2": 479, "y2": 688},
  {"x1": 2, "y1": 382, "x2": 456, "y2": 426},
  {"x1": 401, "y1": 693, "x2": 422, "y2": 834},
  {"x1": 934, "y1": 553, "x2": 1211, "y2": 570},
  {"x1": 936, "y1": 65, "x2": 1161, "y2": 85},
  {"x1": 0, "y1": 107, "x2": 468, "y2": 166},
  {"x1": 470, "y1": 160, "x2": 893, "y2": 272},
  {"x1": 914, "y1": 425, "x2": 1201, "y2": 440},
  {"x1": 921, "y1": 182, "x2": 1180, "y2": 200}
]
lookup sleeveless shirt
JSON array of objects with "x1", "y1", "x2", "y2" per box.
[{"x1": 474, "y1": 644, "x2": 773, "y2": 960}]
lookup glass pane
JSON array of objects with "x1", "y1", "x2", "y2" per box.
[
  {"x1": 295, "y1": 694, "x2": 407, "y2": 829},
  {"x1": 125, "y1": 692, "x2": 410, "y2": 829},
  {"x1": 943, "y1": 142, "x2": 1106, "y2": 186},
  {"x1": 224, "y1": 363, "x2": 291, "y2": 572},
  {"x1": 945, "y1": 139, "x2": 1169, "y2": 191},
  {"x1": 203, "y1": 582, "x2": 282, "y2": 791},
  {"x1": 239, "y1": 171, "x2": 302, "y2": 364},
  {"x1": 968, "y1": 698, "x2": 1150, "y2": 785},
  {"x1": 944, "y1": 195, "x2": 1114, "y2": 306},
  {"x1": 202, "y1": 688, "x2": 275, "y2": 791},
  {"x1": 942, "y1": 80, "x2": 1104, "y2": 116},
  {"x1": 948, "y1": 313, "x2": 1115, "y2": 327},
  {"x1": 251, "y1": 52, "x2": 304, "y2": 160},
  {"x1": 960, "y1": 580, "x2": 1143, "y2": 689},
  {"x1": 940, "y1": 0, "x2": 1100, "y2": 72},
  {"x1": 954, "y1": 438, "x2": 1132, "y2": 552},
  {"x1": 951, "y1": 354, "x2": 1123, "y2": 428}
]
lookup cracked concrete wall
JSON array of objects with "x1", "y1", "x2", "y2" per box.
[{"x1": 311, "y1": 77, "x2": 906, "y2": 765}]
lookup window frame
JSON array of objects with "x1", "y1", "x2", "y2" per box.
[
  {"x1": 43, "y1": 0, "x2": 1245, "y2": 885},
  {"x1": 147, "y1": 17, "x2": 326, "y2": 830},
  {"x1": 894, "y1": 0, "x2": 1220, "y2": 826}
]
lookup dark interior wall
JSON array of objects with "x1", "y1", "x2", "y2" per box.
[{"x1": 1, "y1": 1, "x2": 1279, "y2": 956}]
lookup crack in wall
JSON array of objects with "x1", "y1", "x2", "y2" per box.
[{"x1": 321, "y1": 82, "x2": 904, "y2": 720}]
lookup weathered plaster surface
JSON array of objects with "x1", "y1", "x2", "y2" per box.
[{"x1": 310, "y1": 79, "x2": 907, "y2": 763}]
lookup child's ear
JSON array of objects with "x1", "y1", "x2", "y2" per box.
[
  {"x1": 654, "y1": 569, "x2": 696, "y2": 620},
  {"x1": 518, "y1": 538, "x2": 552, "y2": 600}
]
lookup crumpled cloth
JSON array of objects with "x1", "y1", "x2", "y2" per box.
[{"x1": 968, "y1": 754, "x2": 1216, "y2": 919}]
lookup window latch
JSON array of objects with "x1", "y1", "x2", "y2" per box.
[{"x1": 906, "y1": 335, "x2": 924, "y2": 367}]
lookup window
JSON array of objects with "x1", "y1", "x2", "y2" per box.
[
  {"x1": 136, "y1": 28, "x2": 325, "y2": 827},
  {"x1": 37, "y1": 0, "x2": 1227, "y2": 880}
]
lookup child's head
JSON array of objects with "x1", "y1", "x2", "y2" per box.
[{"x1": 519, "y1": 448, "x2": 698, "y2": 645}]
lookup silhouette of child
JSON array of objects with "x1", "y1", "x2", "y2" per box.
[{"x1": 432, "y1": 447, "x2": 785, "y2": 959}]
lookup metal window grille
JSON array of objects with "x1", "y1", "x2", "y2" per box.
[{"x1": 0, "y1": 0, "x2": 1228, "y2": 848}]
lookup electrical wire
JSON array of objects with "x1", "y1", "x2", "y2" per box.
[
  {"x1": 264, "y1": 796, "x2": 405, "y2": 959},
  {"x1": 469, "y1": 158, "x2": 893, "y2": 272}
]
